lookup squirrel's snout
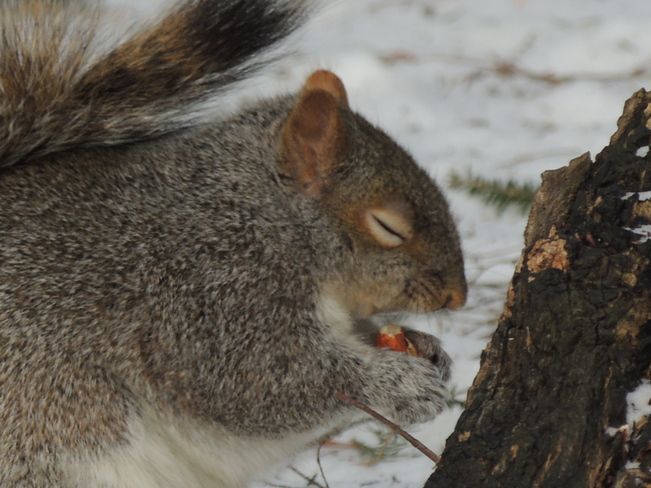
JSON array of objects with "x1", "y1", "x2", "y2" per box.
[
  {"x1": 443, "y1": 287, "x2": 467, "y2": 310},
  {"x1": 402, "y1": 272, "x2": 467, "y2": 313},
  {"x1": 443, "y1": 274, "x2": 467, "y2": 310}
]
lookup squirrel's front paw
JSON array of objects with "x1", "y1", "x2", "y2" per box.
[
  {"x1": 402, "y1": 329, "x2": 452, "y2": 382},
  {"x1": 363, "y1": 352, "x2": 448, "y2": 425}
]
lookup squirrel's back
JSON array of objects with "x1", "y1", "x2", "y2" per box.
[{"x1": 0, "y1": 0, "x2": 305, "y2": 169}]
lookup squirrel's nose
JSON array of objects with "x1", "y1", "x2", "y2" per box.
[
  {"x1": 444, "y1": 288, "x2": 467, "y2": 310},
  {"x1": 443, "y1": 275, "x2": 467, "y2": 310}
]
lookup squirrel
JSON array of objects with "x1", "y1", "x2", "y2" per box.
[{"x1": 0, "y1": 0, "x2": 467, "y2": 487}]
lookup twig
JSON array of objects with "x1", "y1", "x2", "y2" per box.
[
  {"x1": 316, "y1": 441, "x2": 331, "y2": 488},
  {"x1": 320, "y1": 439, "x2": 358, "y2": 449},
  {"x1": 336, "y1": 392, "x2": 441, "y2": 464},
  {"x1": 289, "y1": 467, "x2": 325, "y2": 488},
  {"x1": 467, "y1": 59, "x2": 651, "y2": 86}
]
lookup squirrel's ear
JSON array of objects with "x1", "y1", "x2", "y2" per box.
[
  {"x1": 301, "y1": 70, "x2": 349, "y2": 108},
  {"x1": 280, "y1": 71, "x2": 348, "y2": 198}
]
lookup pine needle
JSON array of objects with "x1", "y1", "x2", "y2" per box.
[
  {"x1": 448, "y1": 171, "x2": 537, "y2": 214},
  {"x1": 350, "y1": 430, "x2": 404, "y2": 465}
]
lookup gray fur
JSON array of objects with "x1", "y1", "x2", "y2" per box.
[
  {"x1": 0, "y1": 0, "x2": 306, "y2": 168},
  {"x1": 0, "y1": 2, "x2": 466, "y2": 487}
]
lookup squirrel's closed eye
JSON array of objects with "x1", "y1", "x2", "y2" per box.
[{"x1": 365, "y1": 207, "x2": 414, "y2": 248}]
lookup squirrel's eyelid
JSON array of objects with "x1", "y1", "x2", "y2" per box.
[
  {"x1": 373, "y1": 215, "x2": 405, "y2": 240},
  {"x1": 365, "y1": 209, "x2": 413, "y2": 248}
]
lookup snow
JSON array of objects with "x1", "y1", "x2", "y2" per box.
[
  {"x1": 624, "y1": 191, "x2": 651, "y2": 201},
  {"x1": 605, "y1": 425, "x2": 628, "y2": 438},
  {"x1": 102, "y1": 0, "x2": 651, "y2": 486},
  {"x1": 627, "y1": 380, "x2": 651, "y2": 426},
  {"x1": 624, "y1": 225, "x2": 651, "y2": 243},
  {"x1": 605, "y1": 380, "x2": 651, "y2": 445}
]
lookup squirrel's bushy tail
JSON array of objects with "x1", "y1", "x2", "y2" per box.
[{"x1": 0, "y1": 0, "x2": 306, "y2": 168}]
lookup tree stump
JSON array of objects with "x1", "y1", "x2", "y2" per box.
[{"x1": 425, "y1": 90, "x2": 651, "y2": 488}]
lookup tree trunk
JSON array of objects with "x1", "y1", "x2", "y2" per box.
[{"x1": 425, "y1": 90, "x2": 651, "y2": 488}]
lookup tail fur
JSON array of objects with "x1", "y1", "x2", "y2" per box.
[{"x1": 0, "y1": 0, "x2": 306, "y2": 168}]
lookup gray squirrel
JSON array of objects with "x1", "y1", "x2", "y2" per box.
[{"x1": 0, "y1": 0, "x2": 467, "y2": 486}]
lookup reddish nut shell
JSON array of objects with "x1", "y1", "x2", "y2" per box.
[
  {"x1": 377, "y1": 324, "x2": 408, "y2": 351},
  {"x1": 377, "y1": 324, "x2": 419, "y2": 356}
]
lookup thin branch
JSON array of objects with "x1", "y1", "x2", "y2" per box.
[
  {"x1": 316, "y1": 441, "x2": 331, "y2": 488},
  {"x1": 336, "y1": 392, "x2": 441, "y2": 464},
  {"x1": 288, "y1": 467, "x2": 325, "y2": 488}
]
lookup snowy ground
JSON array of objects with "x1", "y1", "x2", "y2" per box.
[{"x1": 108, "y1": 0, "x2": 651, "y2": 486}]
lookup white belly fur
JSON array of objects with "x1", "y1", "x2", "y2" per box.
[{"x1": 63, "y1": 406, "x2": 332, "y2": 488}]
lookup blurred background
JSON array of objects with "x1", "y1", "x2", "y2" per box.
[{"x1": 103, "y1": 0, "x2": 651, "y2": 486}]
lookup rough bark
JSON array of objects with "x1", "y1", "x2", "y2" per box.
[{"x1": 425, "y1": 89, "x2": 651, "y2": 488}]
